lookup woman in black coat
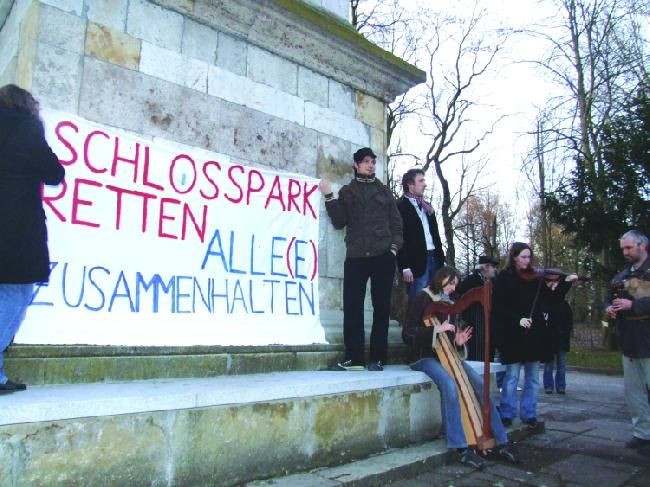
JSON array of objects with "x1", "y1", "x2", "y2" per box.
[
  {"x1": 492, "y1": 242, "x2": 576, "y2": 429},
  {"x1": 0, "y1": 84, "x2": 65, "y2": 392}
]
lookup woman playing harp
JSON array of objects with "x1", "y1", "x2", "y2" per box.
[{"x1": 403, "y1": 266, "x2": 520, "y2": 469}]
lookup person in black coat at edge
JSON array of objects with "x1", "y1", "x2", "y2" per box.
[
  {"x1": 0, "y1": 84, "x2": 65, "y2": 393},
  {"x1": 396, "y1": 168, "x2": 445, "y2": 304},
  {"x1": 542, "y1": 284, "x2": 573, "y2": 395},
  {"x1": 492, "y1": 242, "x2": 577, "y2": 431}
]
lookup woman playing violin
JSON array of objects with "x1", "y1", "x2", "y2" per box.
[
  {"x1": 492, "y1": 243, "x2": 578, "y2": 430},
  {"x1": 403, "y1": 266, "x2": 520, "y2": 469}
]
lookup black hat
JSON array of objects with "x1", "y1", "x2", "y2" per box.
[
  {"x1": 353, "y1": 147, "x2": 377, "y2": 163},
  {"x1": 478, "y1": 255, "x2": 498, "y2": 266}
]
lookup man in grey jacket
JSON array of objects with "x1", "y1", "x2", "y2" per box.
[{"x1": 319, "y1": 148, "x2": 402, "y2": 371}]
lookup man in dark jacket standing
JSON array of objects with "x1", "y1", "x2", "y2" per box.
[
  {"x1": 606, "y1": 230, "x2": 650, "y2": 456},
  {"x1": 0, "y1": 85, "x2": 65, "y2": 393},
  {"x1": 319, "y1": 148, "x2": 402, "y2": 371},
  {"x1": 396, "y1": 168, "x2": 445, "y2": 303}
]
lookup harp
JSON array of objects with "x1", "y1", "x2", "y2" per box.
[{"x1": 424, "y1": 281, "x2": 495, "y2": 451}]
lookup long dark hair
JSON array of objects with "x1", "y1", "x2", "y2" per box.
[
  {"x1": 428, "y1": 266, "x2": 461, "y2": 294},
  {"x1": 0, "y1": 84, "x2": 40, "y2": 117},
  {"x1": 505, "y1": 242, "x2": 533, "y2": 273}
]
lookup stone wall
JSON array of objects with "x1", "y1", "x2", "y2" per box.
[{"x1": 0, "y1": 0, "x2": 424, "y2": 316}]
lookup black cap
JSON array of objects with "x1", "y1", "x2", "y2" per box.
[
  {"x1": 478, "y1": 255, "x2": 499, "y2": 266},
  {"x1": 353, "y1": 147, "x2": 377, "y2": 163}
]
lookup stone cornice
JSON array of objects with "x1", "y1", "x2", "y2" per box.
[{"x1": 153, "y1": 0, "x2": 426, "y2": 102}]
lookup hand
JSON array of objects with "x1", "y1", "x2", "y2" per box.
[
  {"x1": 606, "y1": 306, "x2": 617, "y2": 319},
  {"x1": 436, "y1": 320, "x2": 455, "y2": 333},
  {"x1": 319, "y1": 179, "x2": 332, "y2": 195},
  {"x1": 611, "y1": 298, "x2": 633, "y2": 312},
  {"x1": 565, "y1": 273, "x2": 579, "y2": 282},
  {"x1": 519, "y1": 318, "x2": 532, "y2": 329},
  {"x1": 455, "y1": 326, "x2": 473, "y2": 346},
  {"x1": 403, "y1": 269, "x2": 414, "y2": 283}
]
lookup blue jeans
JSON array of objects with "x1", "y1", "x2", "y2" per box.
[
  {"x1": 500, "y1": 361, "x2": 539, "y2": 421},
  {"x1": 411, "y1": 358, "x2": 507, "y2": 449},
  {"x1": 406, "y1": 254, "x2": 440, "y2": 303},
  {"x1": 543, "y1": 351, "x2": 567, "y2": 392},
  {"x1": 0, "y1": 284, "x2": 34, "y2": 384}
]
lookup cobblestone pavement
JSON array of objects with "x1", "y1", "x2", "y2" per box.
[{"x1": 381, "y1": 371, "x2": 650, "y2": 487}]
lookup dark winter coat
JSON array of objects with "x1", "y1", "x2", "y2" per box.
[
  {"x1": 0, "y1": 107, "x2": 65, "y2": 284},
  {"x1": 492, "y1": 269, "x2": 571, "y2": 364},
  {"x1": 396, "y1": 196, "x2": 445, "y2": 277},
  {"x1": 456, "y1": 270, "x2": 493, "y2": 361},
  {"x1": 541, "y1": 296, "x2": 573, "y2": 363},
  {"x1": 604, "y1": 257, "x2": 650, "y2": 359},
  {"x1": 324, "y1": 178, "x2": 402, "y2": 259}
]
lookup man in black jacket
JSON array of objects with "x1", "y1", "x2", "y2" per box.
[
  {"x1": 396, "y1": 168, "x2": 445, "y2": 303},
  {"x1": 319, "y1": 148, "x2": 403, "y2": 371}
]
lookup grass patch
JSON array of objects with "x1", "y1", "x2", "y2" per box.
[{"x1": 567, "y1": 348, "x2": 623, "y2": 374}]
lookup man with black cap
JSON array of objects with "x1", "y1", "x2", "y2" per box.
[
  {"x1": 397, "y1": 168, "x2": 445, "y2": 304},
  {"x1": 319, "y1": 147, "x2": 403, "y2": 371},
  {"x1": 457, "y1": 255, "x2": 499, "y2": 361}
]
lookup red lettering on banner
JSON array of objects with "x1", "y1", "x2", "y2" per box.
[
  {"x1": 41, "y1": 180, "x2": 67, "y2": 222},
  {"x1": 111, "y1": 137, "x2": 139, "y2": 183},
  {"x1": 287, "y1": 178, "x2": 301, "y2": 213},
  {"x1": 182, "y1": 203, "x2": 208, "y2": 242},
  {"x1": 302, "y1": 182, "x2": 318, "y2": 220},
  {"x1": 246, "y1": 169, "x2": 265, "y2": 205},
  {"x1": 158, "y1": 197, "x2": 180, "y2": 239},
  {"x1": 55, "y1": 121, "x2": 78, "y2": 166},
  {"x1": 169, "y1": 154, "x2": 197, "y2": 194},
  {"x1": 143, "y1": 146, "x2": 164, "y2": 191},
  {"x1": 225, "y1": 165, "x2": 244, "y2": 203},
  {"x1": 72, "y1": 178, "x2": 102, "y2": 228},
  {"x1": 264, "y1": 175, "x2": 285, "y2": 211},
  {"x1": 83, "y1": 130, "x2": 109, "y2": 174},
  {"x1": 200, "y1": 161, "x2": 221, "y2": 200},
  {"x1": 106, "y1": 185, "x2": 158, "y2": 232}
]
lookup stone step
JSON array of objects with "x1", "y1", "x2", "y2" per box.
[
  {"x1": 0, "y1": 365, "x2": 442, "y2": 486},
  {"x1": 5, "y1": 312, "x2": 407, "y2": 384}
]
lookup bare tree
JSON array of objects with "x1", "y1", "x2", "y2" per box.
[{"x1": 417, "y1": 2, "x2": 511, "y2": 265}]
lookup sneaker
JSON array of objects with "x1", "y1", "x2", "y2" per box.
[
  {"x1": 557, "y1": 390, "x2": 565, "y2": 395},
  {"x1": 0, "y1": 379, "x2": 27, "y2": 392},
  {"x1": 458, "y1": 448, "x2": 487, "y2": 469},
  {"x1": 545, "y1": 389, "x2": 553, "y2": 394},
  {"x1": 501, "y1": 417, "x2": 513, "y2": 427},
  {"x1": 368, "y1": 361, "x2": 384, "y2": 371},
  {"x1": 329, "y1": 360, "x2": 364, "y2": 371},
  {"x1": 524, "y1": 418, "x2": 545, "y2": 433},
  {"x1": 625, "y1": 436, "x2": 650, "y2": 449},
  {"x1": 495, "y1": 444, "x2": 521, "y2": 464}
]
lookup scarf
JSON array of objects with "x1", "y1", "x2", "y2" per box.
[
  {"x1": 404, "y1": 191, "x2": 434, "y2": 216},
  {"x1": 355, "y1": 173, "x2": 376, "y2": 183}
]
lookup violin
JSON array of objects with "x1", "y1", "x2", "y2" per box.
[{"x1": 517, "y1": 267, "x2": 590, "y2": 282}]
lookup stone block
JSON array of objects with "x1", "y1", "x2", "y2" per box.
[
  {"x1": 383, "y1": 387, "x2": 415, "y2": 448},
  {"x1": 311, "y1": 391, "x2": 383, "y2": 462},
  {"x1": 318, "y1": 277, "x2": 341, "y2": 311},
  {"x1": 80, "y1": 57, "x2": 223, "y2": 153},
  {"x1": 208, "y1": 64, "x2": 305, "y2": 126},
  {"x1": 294, "y1": 350, "x2": 339, "y2": 370},
  {"x1": 370, "y1": 127, "x2": 385, "y2": 157},
  {"x1": 32, "y1": 42, "x2": 81, "y2": 112},
  {"x1": 325, "y1": 225, "x2": 345, "y2": 279},
  {"x1": 37, "y1": 3, "x2": 86, "y2": 54},
  {"x1": 172, "y1": 401, "x2": 312, "y2": 485},
  {"x1": 328, "y1": 79, "x2": 355, "y2": 117},
  {"x1": 2, "y1": 413, "x2": 168, "y2": 486},
  {"x1": 155, "y1": 0, "x2": 195, "y2": 12},
  {"x1": 216, "y1": 96, "x2": 317, "y2": 174},
  {"x1": 298, "y1": 66, "x2": 328, "y2": 107},
  {"x1": 229, "y1": 352, "x2": 297, "y2": 374},
  {"x1": 15, "y1": 1, "x2": 39, "y2": 90},
  {"x1": 216, "y1": 31, "x2": 247, "y2": 76},
  {"x1": 85, "y1": 22, "x2": 141, "y2": 70},
  {"x1": 39, "y1": 0, "x2": 82, "y2": 15},
  {"x1": 316, "y1": 133, "x2": 352, "y2": 184},
  {"x1": 0, "y1": 55, "x2": 16, "y2": 86},
  {"x1": 140, "y1": 41, "x2": 208, "y2": 92},
  {"x1": 181, "y1": 17, "x2": 218, "y2": 64},
  {"x1": 86, "y1": 0, "x2": 128, "y2": 31},
  {"x1": 356, "y1": 91, "x2": 385, "y2": 130},
  {"x1": 126, "y1": 0, "x2": 183, "y2": 51},
  {"x1": 409, "y1": 385, "x2": 440, "y2": 442},
  {"x1": 247, "y1": 45, "x2": 298, "y2": 95},
  {"x1": 3, "y1": 357, "x2": 45, "y2": 385},
  {"x1": 305, "y1": 101, "x2": 369, "y2": 147}
]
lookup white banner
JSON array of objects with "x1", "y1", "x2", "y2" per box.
[{"x1": 15, "y1": 110, "x2": 326, "y2": 346}]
